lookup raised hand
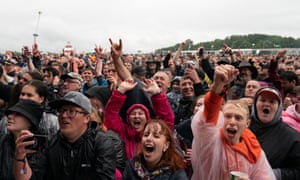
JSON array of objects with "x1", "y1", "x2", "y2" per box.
[
  {"x1": 107, "y1": 75, "x2": 118, "y2": 91},
  {"x1": 142, "y1": 78, "x2": 161, "y2": 95},
  {"x1": 117, "y1": 80, "x2": 137, "y2": 94},
  {"x1": 109, "y1": 38, "x2": 122, "y2": 61},
  {"x1": 32, "y1": 43, "x2": 40, "y2": 57},
  {"x1": 222, "y1": 43, "x2": 232, "y2": 55},
  {"x1": 15, "y1": 130, "x2": 36, "y2": 160},
  {"x1": 94, "y1": 44, "x2": 105, "y2": 59},
  {"x1": 212, "y1": 64, "x2": 239, "y2": 94},
  {"x1": 22, "y1": 46, "x2": 31, "y2": 60},
  {"x1": 184, "y1": 64, "x2": 201, "y2": 84},
  {"x1": 276, "y1": 49, "x2": 287, "y2": 59}
]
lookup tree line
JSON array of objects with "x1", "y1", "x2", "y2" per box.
[{"x1": 156, "y1": 34, "x2": 300, "y2": 54}]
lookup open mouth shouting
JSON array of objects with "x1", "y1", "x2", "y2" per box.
[
  {"x1": 262, "y1": 108, "x2": 270, "y2": 114},
  {"x1": 143, "y1": 144, "x2": 155, "y2": 157},
  {"x1": 226, "y1": 128, "x2": 237, "y2": 137},
  {"x1": 131, "y1": 120, "x2": 144, "y2": 131}
]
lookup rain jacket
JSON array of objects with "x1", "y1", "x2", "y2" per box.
[
  {"x1": 250, "y1": 89, "x2": 300, "y2": 180},
  {"x1": 104, "y1": 90, "x2": 174, "y2": 160},
  {"x1": 31, "y1": 122, "x2": 116, "y2": 180},
  {"x1": 191, "y1": 90, "x2": 275, "y2": 180},
  {"x1": 282, "y1": 104, "x2": 300, "y2": 133}
]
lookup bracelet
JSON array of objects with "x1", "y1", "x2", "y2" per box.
[
  {"x1": 15, "y1": 156, "x2": 26, "y2": 163},
  {"x1": 15, "y1": 156, "x2": 27, "y2": 174}
]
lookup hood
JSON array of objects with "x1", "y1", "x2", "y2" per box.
[
  {"x1": 126, "y1": 104, "x2": 150, "y2": 124},
  {"x1": 250, "y1": 87, "x2": 283, "y2": 128}
]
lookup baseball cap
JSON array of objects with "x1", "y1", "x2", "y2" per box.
[
  {"x1": 131, "y1": 66, "x2": 146, "y2": 76},
  {"x1": 255, "y1": 87, "x2": 281, "y2": 102},
  {"x1": 61, "y1": 72, "x2": 83, "y2": 83},
  {"x1": 49, "y1": 91, "x2": 92, "y2": 113},
  {"x1": 5, "y1": 58, "x2": 18, "y2": 65}
]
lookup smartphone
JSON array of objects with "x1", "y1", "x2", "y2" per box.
[
  {"x1": 184, "y1": 63, "x2": 190, "y2": 69},
  {"x1": 198, "y1": 48, "x2": 204, "y2": 57},
  {"x1": 25, "y1": 134, "x2": 48, "y2": 152}
]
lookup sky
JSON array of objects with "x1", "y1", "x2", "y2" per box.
[{"x1": 1, "y1": 0, "x2": 300, "y2": 54}]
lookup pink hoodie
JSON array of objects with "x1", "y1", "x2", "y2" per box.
[{"x1": 282, "y1": 104, "x2": 300, "y2": 133}]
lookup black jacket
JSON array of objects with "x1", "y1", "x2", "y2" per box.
[
  {"x1": 174, "y1": 82, "x2": 206, "y2": 125},
  {"x1": 122, "y1": 159, "x2": 188, "y2": 180},
  {"x1": 106, "y1": 130, "x2": 126, "y2": 173},
  {"x1": 32, "y1": 124, "x2": 116, "y2": 180},
  {"x1": 250, "y1": 90, "x2": 300, "y2": 180}
]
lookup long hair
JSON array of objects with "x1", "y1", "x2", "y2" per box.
[{"x1": 139, "y1": 119, "x2": 186, "y2": 171}]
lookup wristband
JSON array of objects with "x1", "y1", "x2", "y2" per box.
[
  {"x1": 15, "y1": 156, "x2": 26, "y2": 163},
  {"x1": 15, "y1": 156, "x2": 27, "y2": 174}
]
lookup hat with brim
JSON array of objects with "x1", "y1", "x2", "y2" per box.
[
  {"x1": 5, "y1": 100, "x2": 43, "y2": 129},
  {"x1": 49, "y1": 91, "x2": 92, "y2": 113},
  {"x1": 238, "y1": 60, "x2": 258, "y2": 79}
]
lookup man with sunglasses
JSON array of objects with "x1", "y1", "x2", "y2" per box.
[{"x1": 14, "y1": 91, "x2": 116, "y2": 180}]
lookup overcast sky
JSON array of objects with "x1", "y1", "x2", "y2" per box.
[{"x1": 1, "y1": 0, "x2": 299, "y2": 54}]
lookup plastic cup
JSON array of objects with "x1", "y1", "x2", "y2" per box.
[{"x1": 230, "y1": 171, "x2": 249, "y2": 180}]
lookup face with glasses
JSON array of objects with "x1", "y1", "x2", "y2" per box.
[
  {"x1": 62, "y1": 78, "x2": 82, "y2": 95},
  {"x1": 57, "y1": 104, "x2": 90, "y2": 142}
]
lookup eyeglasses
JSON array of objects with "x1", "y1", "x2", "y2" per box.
[
  {"x1": 57, "y1": 108, "x2": 86, "y2": 118},
  {"x1": 64, "y1": 79, "x2": 80, "y2": 84}
]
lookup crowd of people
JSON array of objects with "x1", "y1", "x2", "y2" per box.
[{"x1": 0, "y1": 38, "x2": 300, "y2": 180}]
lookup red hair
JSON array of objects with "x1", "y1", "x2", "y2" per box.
[{"x1": 139, "y1": 119, "x2": 186, "y2": 171}]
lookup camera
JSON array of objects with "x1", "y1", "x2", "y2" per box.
[{"x1": 25, "y1": 134, "x2": 48, "y2": 152}]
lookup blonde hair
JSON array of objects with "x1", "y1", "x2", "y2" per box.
[{"x1": 222, "y1": 99, "x2": 249, "y2": 118}]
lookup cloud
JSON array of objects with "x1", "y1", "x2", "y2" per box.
[{"x1": 0, "y1": 0, "x2": 300, "y2": 54}]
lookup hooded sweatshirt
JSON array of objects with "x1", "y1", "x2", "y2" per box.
[
  {"x1": 191, "y1": 90, "x2": 275, "y2": 180},
  {"x1": 104, "y1": 90, "x2": 174, "y2": 160},
  {"x1": 250, "y1": 88, "x2": 300, "y2": 179},
  {"x1": 282, "y1": 104, "x2": 300, "y2": 133}
]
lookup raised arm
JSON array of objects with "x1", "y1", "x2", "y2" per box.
[
  {"x1": 109, "y1": 38, "x2": 133, "y2": 81},
  {"x1": 104, "y1": 80, "x2": 137, "y2": 137},
  {"x1": 143, "y1": 79, "x2": 175, "y2": 129},
  {"x1": 94, "y1": 45, "x2": 104, "y2": 77},
  {"x1": 22, "y1": 46, "x2": 35, "y2": 71},
  {"x1": 204, "y1": 65, "x2": 239, "y2": 125},
  {"x1": 173, "y1": 41, "x2": 186, "y2": 64}
]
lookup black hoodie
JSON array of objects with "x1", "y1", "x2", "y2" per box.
[{"x1": 250, "y1": 87, "x2": 300, "y2": 180}]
